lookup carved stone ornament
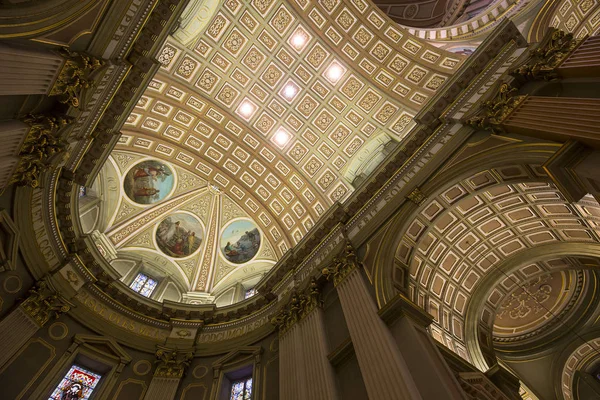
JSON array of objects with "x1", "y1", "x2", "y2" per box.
[
  {"x1": 322, "y1": 241, "x2": 360, "y2": 287},
  {"x1": 511, "y1": 30, "x2": 580, "y2": 82},
  {"x1": 10, "y1": 113, "x2": 73, "y2": 188},
  {"x1": 21, "y1": 281, "x2": 71, "y2": 327},
  {"x1": 406, "y1": 187, "x2": 426, "y2": 206},
  {"x1": 464, "y1": 83, "x2": 526, "y2": 133},
  {"x1": 154, "y1": 348, "x2": 194, "y2": 379},
  {"x1": 49, "y1": 48, "x2": 104, "y2": 108},
  {"x1": 270, "y1": 277, "x2": 323, "y2": 335}
]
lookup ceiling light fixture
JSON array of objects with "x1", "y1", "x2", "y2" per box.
[
  {"x1": 288, "y1": 26, "x2": 311, "y2": 52},
  {"x1": 291, "y1": 32, "x2": 306, "y2": 49},
  {"x1": 236, "y1": 99, "x2": 256, "y2": 120},
  {"x1": 273, "y1": 128, "x2": 291, "y2": 148},
  {"x1": 325, "y1": 61, "x2": 345, "y2": 84},
  {"x1": 279, "y1": 80, "x2": 300, "y2": 102}
]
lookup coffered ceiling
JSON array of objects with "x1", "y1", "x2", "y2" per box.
[{"x1": 117, "y1": 0, "x2": 464, "y2": 259}]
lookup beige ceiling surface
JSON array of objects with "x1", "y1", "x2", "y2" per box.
[{"x1": 118, "y1": 0, "x2": 464, "y2": 257}]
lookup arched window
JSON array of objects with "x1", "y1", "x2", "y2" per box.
[{"x1": 230, "y1": 377, "x2": 252, "y2": 400}]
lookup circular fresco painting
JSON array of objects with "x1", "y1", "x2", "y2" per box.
[
  {"x1": 123, "y1": 160, "x2": 174, "y2": 204},
  {"x1": 220, "y1": 219, "x2": 261, "y2": 264},
  {"x1": 156, "y1": 213, "x2": 204, "y2": 258}
]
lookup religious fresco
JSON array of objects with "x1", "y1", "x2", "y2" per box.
[
  {"x1": 123, "y1": 160, "x2": 174, "y2": 204},
  {"x1": 220, "y1": 219, "x2": 261, "y2": 264},
  {"x1": 156, "y1": 213, "x2": 204, "y2": 258}
]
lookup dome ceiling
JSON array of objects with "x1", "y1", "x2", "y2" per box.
[{"x1": 92, "y1": 0, "x2": 464, "y2": 302}]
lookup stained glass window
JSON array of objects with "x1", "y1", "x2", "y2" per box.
[
  {"x1": 79, "y1": 186, "x2": 87, "y2": 197},
  {"x1": 230, "y1": 378, "x2": 252, "y2": 400},
  {"x1": 49, "y1": 364, "x2": 101, "y2": 400},
  {"x1": 130, "y1": 273, "x2": 158, "y2": 297},
  {"x1": 244, "y1": 288, "x2": 256, "y2": 299}
]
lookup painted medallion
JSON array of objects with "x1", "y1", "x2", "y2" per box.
[
  {"x1": 156, "y1": 213, "x2": 204, "y2": 258},
  {"x1": 123, "y1": 160, "x2": 174, "y2": 204},
  {"x1": 220, "y1": 219, "x2": 261, "y2": 264}
]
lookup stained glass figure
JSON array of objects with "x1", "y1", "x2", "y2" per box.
[
  {"x1": 49, "y1": 364, "x2": 101, "y2": 400},
  {"x1": 244, "y1": 288, "x2": 256, "y2": 299},
  {"x1": 230, "y1": 378, "x2": 252, "y2": 400},
  {"x1": 79, "y1": 186, "x2": 87, "y2": 197},
  {"x1": 129, "y1": 273, "x2": 158, "y2": 297}
]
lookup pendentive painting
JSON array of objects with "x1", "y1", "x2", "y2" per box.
[
  {"x1": 123, "y1": 160, "x2": 174, "y2": 204},
  {"x1": 156, "y1": 213, "x2": 204, "y2": 258},
  {"x1": 220, "y1": 219, "x2": 261, "y2": 264}
]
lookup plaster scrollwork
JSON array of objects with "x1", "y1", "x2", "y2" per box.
[
  {"x1": 154, "y1": 347, "x2": 194, "y2": 378},
  {"x1": 496, "y1": 275, "x2": 552, "y2": 320},
  {"x1": 21, "y1": 281, "x2": 72, "y2": 327},
  {"x1": 271, "y1": 277, "x2": 322, "y2": 335}
]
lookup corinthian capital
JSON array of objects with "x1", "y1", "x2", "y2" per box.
[
  {"x1": 154, "y1": 347, "x2": 194, "y2": 379},
  {"x1": 322, "y1": 241, "x2": 360, "y2": 286},
  {"x1": 21, "y1": 281, "x2": 71, "y2": 327}
]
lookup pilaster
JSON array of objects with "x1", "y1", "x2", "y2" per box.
[{"x1": 144, "y1": 347, "x2": 193, "y2": 400}]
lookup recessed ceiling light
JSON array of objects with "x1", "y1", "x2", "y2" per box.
[
  {"x1": 325, "y1": 61, "x2": 345, "y2": 84},
  {"x1": 288, "y1": 26, "x2": 311, "y2": 52},
  {"x1": 273, "y1": 128, "x2": 291, "y2": 148},
  {"x1": 279, "y1": 80, "x2": 299, "y2": 102},
  {"x1": 236, "y1": 99, "x2": 256, "y2": 120}
]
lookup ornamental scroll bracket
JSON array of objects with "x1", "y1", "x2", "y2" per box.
[
  {"x1": 321, "y1": 240, "x2": 361, "y2": 287},
  {"x1": 10, "y1": 113, "x2": 73, "y2": 188},
  {"x1": 154, "y1": 347, "x2": 194, "y2": 379},
  {"x1": 270, "y1": 277, "x2": 323, "y2": 336},
  {"x1": 21, "y1": 280, "x2": 73, "y2": 327},
  {"x1": 49, "y1": 48, "x2": 105, "y2": 108},
  {"x1": 510, "y1": 29, "x2": 581, "y2": 83},
  {"x1": 463, "y1": 83, "x2": 527, "y2": 134}
]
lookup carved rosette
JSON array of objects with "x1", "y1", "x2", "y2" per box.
[
  {"x1": 463, "y1": 83, "x2": 527, "y2": 133},
  {"x1": 21, "y1": 281, "x2": 71, "y2": 327},
  {"x1": 271, "y1": 277, "x2": 323, "y2": 335},
  {"x1": 510, "y1": 29, "x2": 580, "y2": 82},
  {"x1": 49, "y1": 48, "x2": 104, "y2": 108},
  {"x1": 154, "y1": 348, "x2": 194, "y2": 379}
]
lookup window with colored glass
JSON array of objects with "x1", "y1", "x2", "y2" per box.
[
  {"x1": 244, "y1": 288, "x2": 256, "y2": 299},
  {"x1": 129, "y1": 273, "x2": 158, "y2": 297},
  {"x1": 79, "y1": 186, "x2": 87, "y2": 197},
  {"x1": 230, "y1": 378, "x2": 252, "y2": 400},
  {"x1": 49, "y1": 364, "x2": 101, "y2": 400}
]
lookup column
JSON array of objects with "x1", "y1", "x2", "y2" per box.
[
  {"x1": 501, "y1": 96, "x2": 600, "y2": 148},
  {"x1": 299, "y1": 307, "x2": 338, "y2": 400},
  {"x1": 144, "y1": 348, "x2": 193, "y2": 400},
  {"x1": 558, "y1": 35, "x2": 600, "y2": 78},
  {"x1": 0, "y1": 281, "x2": 71, "y2": 368},
  {"x1": 273, "y1": 278, "x2": 337, "y2": 400},
  {"x1": 324, "y1": 244, "x2": 422, "y2": 400},
  {"x1": 379, "y1": 294, "x2": 468, "y2": 400},
  {"x1": 0, "y1": 43, "x2": 64, "y2": 95},
  {"x1": 0, "y1": 120, "x2": 29, "y2": 188}
]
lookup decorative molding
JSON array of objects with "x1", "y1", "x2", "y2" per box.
[
  {"x1": 21, "y1": 281, "x2": 71, "y2": 327},
  {"x1": 154, "y1": 347, "x2": 194, "y2": 379}
]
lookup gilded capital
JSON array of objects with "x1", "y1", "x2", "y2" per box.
[
  {"x1": 21, "y1": 281, "x2": 71, "y2": 327},
  {"x1": 464, "y1": 83, "x2": 526, "y2": 133},
  {"x1": 271, "y1": 277, "x2": 323, "y2": 335},
  {"x1": 322, "y1": 241, "x2": 360, "y2": 287},
  {"x1": 154, "y1": 348, "x2": 194, "y2": 379},
  {"x1": 49, "y1": 48, "x2": 104, "y2": 108}
]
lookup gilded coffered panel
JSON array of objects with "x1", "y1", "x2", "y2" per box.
[{"x1": 395, "y1": 166, "x2": 600, "y2": 361}]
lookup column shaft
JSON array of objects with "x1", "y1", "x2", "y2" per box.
[
  {"x1": 299, "y1": 308, "x2": 339, "y2": 400},
  {"x1": 0, "y1": 306, "x2": 40, "y2": 368},
  {"x1": 336, "y1": 268, "x2": 421, "y2": 400},
  {"x1": 0, "y1": 44, "x2": 63, "y2": 95},
  {"x1": 143, "y1": 377, "x2": 181, "y2": 400},
  {"x1": 558, "y1": 36, "x2": 600, "y2": 78}
]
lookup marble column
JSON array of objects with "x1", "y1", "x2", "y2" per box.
[
  {"x1": 143, "y1": 348, "x2": 193, "y2": 400},
  {"x1": 380, "y1": 294, "x2": 466, "y2": 400},
  {"x1": 0, "y1": 281, "x2": 70, "y2": 368},
  {"x1": 325, "y1": 249, "x2": 422, "y2": 400},
  {"x1": 0, "y1": 43, "x2": 63, "y2": 96},
  {"x1": 298, "y1": 307, "x2": 339, "y2": 400}
]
